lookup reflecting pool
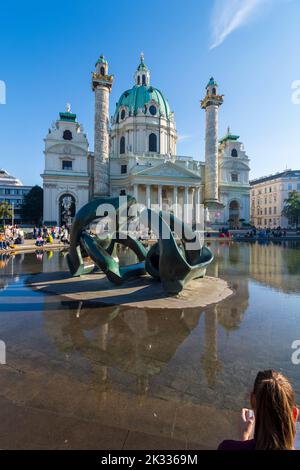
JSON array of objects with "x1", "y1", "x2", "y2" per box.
[{"x1": 0, "y1": 241, "x2": 299, "y2": 449}]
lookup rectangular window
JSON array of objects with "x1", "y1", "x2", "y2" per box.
[
  {"x1": 269, "y1": 207, "x2": 272, "y2": 215},
  {"x1": 231, "y1": 173, "x2": 238, "y2": 182},
  {"x1": 288, "y1": 183, "x2": 292, "y2": 190},
  {"x1": 121, "y1": 164, "x2": 127, "y2": 174},
  {"x1": 274, "y1": 207, "x2": 277, "y2": 214},
  {"x1": 264, "y1": 208, "x2": 267, "y2": 215},
  {"x1": 62, "y1": 160, "x2": 72, "y2": 170},
  {"x1": 297, "y1": 183, "x2": 300, "y2": 191}
]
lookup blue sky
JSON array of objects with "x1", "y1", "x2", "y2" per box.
[{"x1": 0, "y1": 0, "x2": 299, "y2": 186}]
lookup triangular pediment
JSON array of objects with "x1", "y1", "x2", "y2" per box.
[
  {"x1": 220, "y1": 159, "x2": 250, "y2": 171},
  {"x1": 133, "y1": 160, "x2": 200, "y2": 179},
  {"x1": 46, "y1": 143, "x2": 87, "y2": 156}
]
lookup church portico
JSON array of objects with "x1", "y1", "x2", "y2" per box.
[{"x1": 128, "y1": 182, "x2": 201, "y2": 224}]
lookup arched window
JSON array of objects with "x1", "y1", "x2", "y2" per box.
[
  {"x1": 142, "y1": 74, "x2": 146, "y2": 85},
  {"x1": 59, "y1": 193, "x2": 76, "y2": 226},
  {"x1": 212, "y1": 87, "x2": 216, "y2": 95},
  {"x1": 120, "y1": 109, "x2": 126, "y2": 120},
  {"x1": 120, "y1": 136, "x2": 125, "y2": 154},
  {"x1": 149, "y1": 133, "x2": 157, "y2": 152},
  {"x1": 231, "y1": 148, "x2": 238, "y2": 157},
  {"x1": 137, "y1": 75, "x2": 140, "y2": 85},
  {"x1": 100, "y1": 66, "x2": 105, "y2": 76},
  {"x1": 63, "y1": 130, "x2": 72, "y2": 140}
]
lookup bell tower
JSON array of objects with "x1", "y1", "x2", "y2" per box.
[{"x1": 92, "y1": 54, "x2": 114, "y2": 196}]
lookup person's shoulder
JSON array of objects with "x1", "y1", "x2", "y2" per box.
[{"x1": 218, "y1": 439, "x2": 255, "y2": 451}]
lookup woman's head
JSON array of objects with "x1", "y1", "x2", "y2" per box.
[{"x1": 251, "y1": 370, "x2": 298, "y2": 450}]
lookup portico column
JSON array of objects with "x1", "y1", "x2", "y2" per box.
[
  {"x1": 184, "y1": 186, "x2": 189, "y2": 223},
  {"x1": 158, "y1": 185, "x2": 162, "y2": 210},
  {"x1": 133, "y1": 184, "x2": 138, "y2": 201},
  {"x1": 173, "y1": 186, "x2": 178, "y2": 217},
  {"x1": 146, "y1": 184, "x2": 151, "y2": 208},
  {"x1": 195, "y1": 187, "x2": 201, "y2": 225}
]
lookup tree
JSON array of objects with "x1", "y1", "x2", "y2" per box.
[
  {"x1": 282, "y1": 190, "x2": 300, "y2": 228},
  {"x1": 0, "y1": 201, "x2": 12, "y2": 227},
  {"x1": 20, "y1": 185, "x2": 43, "y2": 225}
]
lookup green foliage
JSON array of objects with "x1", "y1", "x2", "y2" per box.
[
  {"x1": 0, "y1": 201, "x2": 12, "y2": 227},
  {"x1": 20, "y1": 185, "x2": 43, "y2": 225},
  {"x1": 282, "y1": 190, "x2": 300, "y2": 227}
]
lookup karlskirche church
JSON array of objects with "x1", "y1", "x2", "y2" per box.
[{"x1": 42, "y1": 53, "x2": 250, "y2": 228}]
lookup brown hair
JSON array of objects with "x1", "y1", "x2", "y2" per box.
[{"x1": 252, "y1": 370, "x2": 297, "y2": 450}]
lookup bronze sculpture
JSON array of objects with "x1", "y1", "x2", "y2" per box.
[{"x1": 67, "y1": 196, "x2": 213, "y2": 295}]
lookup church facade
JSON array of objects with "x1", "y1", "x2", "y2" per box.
[{"x1": 42, "y1": 54, "x2": 250, "y2": 228}]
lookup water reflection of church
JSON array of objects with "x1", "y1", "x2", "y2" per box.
[
  {"x1": 42, "y1": 245, "x2": 252, "y2": 392},
  {"x1": 2, "y1": 241, "x2": 298, "y2": 393}
]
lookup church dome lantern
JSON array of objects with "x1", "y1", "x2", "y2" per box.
[
  {"x1": 113, "y1": 54, "x2": 171, "y2": 122},
  {"x1": 135, "y1": 52, "x2": 150, "y2": 86}
]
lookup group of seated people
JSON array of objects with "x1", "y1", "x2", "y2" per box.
[
  {"x1": 0, "y1": 225, "x2": 24, "y2": 250},
  {"x1": 218, "y1": 370, "x2": 299, "y2": 450},
  {"x1": 257, "y1": 227, "x2": 288, "y2": 238},
  {"x1": 33, "y1": 225, "x2": 70, "y2": 247}
]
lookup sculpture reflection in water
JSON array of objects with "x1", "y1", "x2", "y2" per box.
[
  {"x1": 43, "y1": 301, "x2": 203, "y2": 397},
  {"x1": 67, "y1": 196, "x2": 213, "y2": 295},
  {"x1": 43, "y1": 255, "x2": 249, "y2": 396}
]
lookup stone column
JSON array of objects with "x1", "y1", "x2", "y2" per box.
[
  {"x1": 173, "y1": 186, "x2": 178, "y2": 217},
  {"x1": 133, "y1": 184, "x2": 138, "y2": 201},
  {"x1": 201, "y1": 82, "x2": 223, "y2": 205},
  {"x1": 204, "y1": 105, "x2": 219, "y2": 201},
  {"x1": 93, "y1": 86, "x2": 110, "y2": 196},
  {"x1": 92, "y1": 65, "x2": 113, "y2": 197},
  {"x1": 158, "y1": 185, "x2": 162, "y2": 210},
  {"x1": 146, "y1": 185, "x2": 151, "y2": 208},
  {"x1": 195, "y1": 187, "x2": 201, "y2": 224},
  {"x1": 184, "y1": 186, "x2": 189, "y2": 223}
]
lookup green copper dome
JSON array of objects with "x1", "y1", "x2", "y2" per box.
[
  {"x1": 95, "y1": 54, "x2": 108, "y2": 66},
  {"x1": 114, "y1": 85, "x2": 171, "y2": 119},
  {"x1": 137, "y1": 62, "x2": 148, "y2": 71},
  {"x1": 206, "y1": 77, "x2": 218, "y2": 88}
]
